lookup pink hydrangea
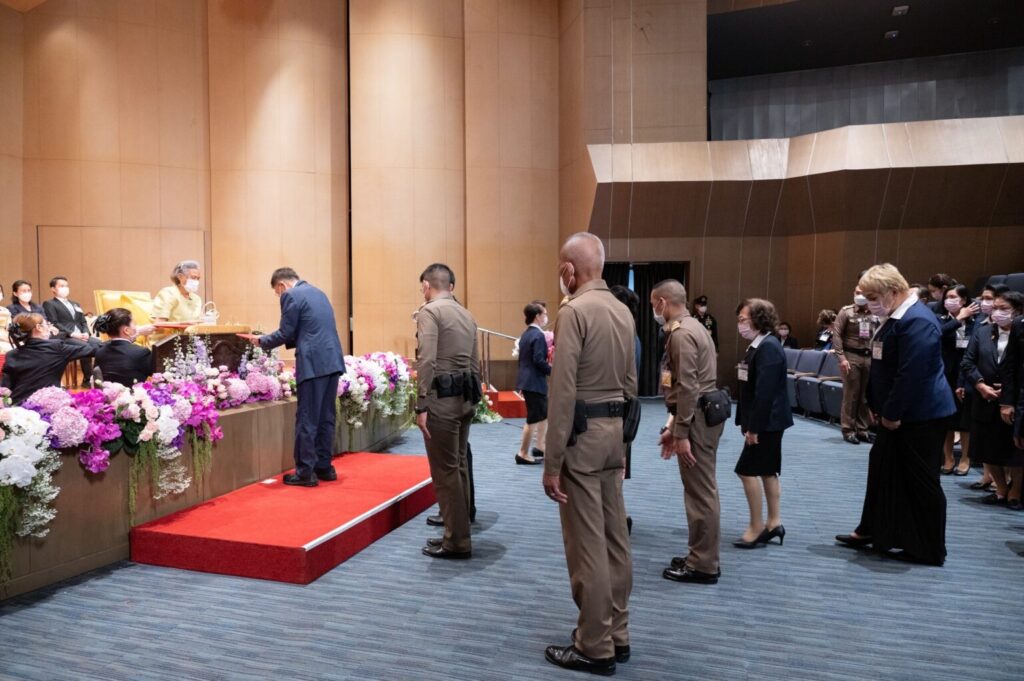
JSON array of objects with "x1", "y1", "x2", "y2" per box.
[
  {"x1": 24, "y1": 386, "x2": 73, "y2": 416},
  {"x1": 48, "y1": 405, "x2": 89, "y2": 449},
  {"x1": 226, "y1": 378, "x2": 251, "y2": 402}
]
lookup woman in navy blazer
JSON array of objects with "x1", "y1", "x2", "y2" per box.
[
  {"x1": 937, "y1": 284, "x2": 979, "y2": 475},
  {"x1": 514, "y1": 301, "x2": 551, "y2": 465},
  {"x1": 837, "y1": 264, "x2": 956, "y2": 566},
  {"x1": 733, "y1": 298, "x2": 793, "y2": 549}
]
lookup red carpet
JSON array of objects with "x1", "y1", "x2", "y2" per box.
[
  {"x1": 488, "y1": 390, "x2": 526, "y2": 418},
  {"x1": 130, "y1": 452, "x2": 435, "y2": 584}
]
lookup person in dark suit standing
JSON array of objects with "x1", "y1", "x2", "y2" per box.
[
  {"x1": 514, "y1": 300, "x2": 551, "y2": 465},
  {"x1": 692, "y1": 295, "x2": 719, "y2": 352},
  {"x1": 836, "y1": 264, "x2": 956, "y2": 566},
  {"x1": 1000, "y1": 306, "x2": 1024, "y2": 457},
  {"x1": 733, "y1": 298, "x2": 793, "y2": 549},
  {"x1": 257, "y1": 268, "x2": 345, "y2": 487},
  {"x1": 93, "y1": 308, "x2": 154, "y2": 386},
  {"x1": 42, "y1": 276, "x2": 101, "y2": 386},
  {"x1": 1, "y1": 313, "x2": 96, "y2": 404}
]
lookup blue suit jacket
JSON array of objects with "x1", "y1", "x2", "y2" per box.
[
  {"x1": 259, "y1": 281, "x2": 344, "y2": 383},
  {"x1": 515, "y1": 326, "x2": 550, "y2": 394},
  {"x1": 735, "y1": 334, "x2": 793, "y2": 434},
  {"x1": 999, "y1": 316, "x2": 1024, "y2": 438},
  {"x1": 868, "y1": 300, "x2": 956, "y2": 423}
]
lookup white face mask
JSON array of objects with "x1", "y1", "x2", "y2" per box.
[
  {"x1": 943, "y1": 298, "x2": 962, "y2": 314},
  {"x1": 854, "y1": 294, "x2": 868, "y2": 307},
  {"x1": 980, "y1": 299, "x2": 994, "y2": 315},
  {"x1": 695, "y1": 305, "x2": 707, "y2": 315},
  {"x1": 56, "y1": 286, "x2": 70, "y2": 299},
  {"x1": 738, "y1": 321, "x2": 758, "y2": 341},
  {"x1": 559, "y1": 276, "x2": 569, "y2": 298},
  {"x1": 652, "y1": 302, "x2": 666, "y2": 327},
  {"x1": 18, "y1": 291, "x2": 31, "y2": 304},
  {"x1": 184, "y1": 279, "x2": 200, "y2": 294},
  {"x1": 778, "y1": 328, "x2": 789, "y2": 338},
  {"x1": 990, "y1": 309, "x2": 1013, "y2": 328}
]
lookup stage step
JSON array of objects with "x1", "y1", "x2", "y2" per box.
[
  {"x1": 487, "y1": 390, "x2": 527, "y2": 419},
  {"x1": 130, "y1": 452, "x2": 435, "y2": 584}
]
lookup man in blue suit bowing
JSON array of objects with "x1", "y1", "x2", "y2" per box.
[{"x1": 258, "y1": 267, "x2": 345, "y2": 487}]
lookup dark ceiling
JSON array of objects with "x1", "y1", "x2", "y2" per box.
[{"x1": 708, "y1": 0, "x2": 1024, "y2": 80}]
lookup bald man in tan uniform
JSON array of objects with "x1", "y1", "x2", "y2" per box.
[
  {"x1": 543, "y1": 233, "x2": 637, "y2": 677},
  {"x1": 415, "y1": 263, "x2": 480, "y2": 559}
]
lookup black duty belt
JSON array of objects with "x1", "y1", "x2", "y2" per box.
[
  {"x1": 845, "y1": 347, "x2": 871, "y2": 357},
  {"x1": 584, "y1": 401, "x2": 627, "y2": 418}
]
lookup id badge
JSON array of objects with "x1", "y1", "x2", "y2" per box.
[
  {"x1": 660, "y1": 370, "x2": 673, "y2": 389},
  {"x1": 956, "y1": 338, "x2": 969, "y2": 349},
  {"x1": 871, "y1": 341, "x2": 883, "y2": 361},
  {"x1": 737, "y1": 363, "x2": 749, "y2": 382},
  {"x1": 858, "y1": 319, "x2": 871, "y2": 339}
]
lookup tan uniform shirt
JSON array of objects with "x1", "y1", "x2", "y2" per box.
[
  {"x1": 544, "y1": 280, "x2": 638, "y2": 476},
  {"x1": 152, "y1": 285, "x2": 203, "y2": 322},
  {"x1": 415, "y1": 295, "x2": 480, "y2": 414},
  {"x1": 663, "y1": 311, "x2": 718, "y2": 440},
  {"x1": 832, "y1": 304, "x2": 877, "y2": 357}
]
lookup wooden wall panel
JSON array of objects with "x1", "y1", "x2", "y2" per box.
[{"x1": 0, "y1": 5, "x2": 23, "y2": 289}]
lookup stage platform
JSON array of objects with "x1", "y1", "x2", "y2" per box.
[
  {"x1": 130, "y1": 452, "x2": 434, "y2": 584},
  {"x1": 487, "y1": 390, "x2": 526, "y2": 419}
]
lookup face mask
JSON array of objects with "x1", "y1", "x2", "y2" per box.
[
  {"x1": 943, "y1": 298, "x2": 961, "y2": 314},
  {"x1": 778, "y1": 329, "x2": 789, "y2": 338},
  {"x1": 867, "y1": 298, "x2": 889, "y2": 319},
  {"x1": 738, "y1": 321, "x2": 758, "y2": 341},
  {"x1": 980, "y1": 299, "x2": 994, "y2": 315},
  {"x1": 56, "y1": 286, "x2": 70, "y2": 299},
  {"x1": 652, "y1": 303, "x2": 666, "y2": 327},
  {"x1": 559, "y1": 276, "x2": 569, "y2": 298},
  {"x1": 695, "y1": 306, "x2": 707, "y2": 315},
  {"x1": 184, "y1": 279, "x2": 200, "y2": 294},
  {"x1": 854, "y1": 294, "x2": 868, "y2": 307},
  {"x1": 991, "y1": 310, "x2": 1013, "y2": 328},
  {"x1": 18, "y1": 291, "x2": 31, "y2": 304}
]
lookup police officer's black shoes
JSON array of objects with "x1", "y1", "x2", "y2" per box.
[
  {"x1": 422, "y1": 545, "x2": 471, "y2": 559},
  {"x1": 426, "y1": 514, "x2": 444, "y2": 526},
  {"x1": 544, "y1": 645, "x2": 616, "y2": 676},
  {"x1": 425, "y1": 537, "x2": 443, "y2": 547},
  {"x1": 570, "y1": 629, "x2": 629, "y2": 663},
  {"x1": 843, "y1": 433, "x2": 860, "y2": 445},
  {"x1": 662, "y1": 565, "x2": 720, "y2": 584},
  {"x1": 314, "y1": 466, "x2": 337, "y2": 481},
  {"x1": 282, "y1": 473, "x2": 317, "y2": 487}
]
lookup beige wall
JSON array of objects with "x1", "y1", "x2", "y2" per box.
[
  {"x1": 465, "y1": 0, "x2": 560, "y2": 349},
  {"x1": 0, "y1": 5, "x2": 23, "y2": 295},
  {"x1": 20, "y1": 0, "x2": 211, "y2": 310},
  {"x1": 207, "y1": 0, "x2": 349, "y2": 338},
  {"x1": 349, "y1": 0, "x2": 466, "y2": 357}
]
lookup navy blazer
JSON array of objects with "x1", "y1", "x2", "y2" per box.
[
  {"x1": 259, "y1": 281, "x2": 344, "y2": 383},
  {"x1": 998, "y1": 316, "x2": 1024, "y2": 438},
  {"x1": 938, "y1": 313, "x2": 975, "y2": 387},
  {"x1": 735, "y1": 334, "x2": 793, "y2": 434},
  {"x1": 868, "y1": 299, "x2": 956, "y2": 423},
  {"x1": 516, "y1": 326, "x2": 551, "y2": 394},
  {"x1": 95, "y1": 339, "x2": 154, "y2": 386},
  {"x1": 0, "y1": 337, "x2": 95, "y2": 404},
  {"x1": 7, "y1": 301, "x2": 46, "y2": 320}
]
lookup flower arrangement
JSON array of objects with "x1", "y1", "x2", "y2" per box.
[
  {"x1": 337, "y1": 354, "x2": 415, "y2": 427},
  {"x1": 473, "y1": 388, "x2": 502, "y2": 424}
]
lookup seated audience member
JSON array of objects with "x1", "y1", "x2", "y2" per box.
[
  {"x1": 814, "y1": 309, "x2": 837, "y2": 350},
  {"x1": 962, "y1": 291, "x2": 1024, "y2": 509},
  {"x1": 7, "y1": 279, "x2": 47, "y2": 319},
  {"x1": 152, "y1": 260, "x2": 204, "y2": 322},
  {"x1": 938, "y1": 285, "x2": 978, "y2": 476},
  {"x1": 0, "y1": 313, "x2": 96, "y2": 404},
  {"x1": 42, "y1": 275, "x2": 101, "y2": 388},
  {"x1": 93, "y1": 308, "x2": 154, "y2": 386},
  {"x1": 927, "y1": 273, "x2": 957, "y2": 314},
  {"x1": 774, "y1": 321, "x2": 799, "y2": 349}
]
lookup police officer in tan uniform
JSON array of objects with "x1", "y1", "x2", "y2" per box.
[
  {"x1": 652, "y1": 279, "x2": 725, "y2": 584},
  {"x1": 415, "y1": 263, "x2": 480, "y2": 559},
  {"x1": 833, "y1": 285, "x2": 879, "y2": 445},
  {"x1": 543, "y1": 233, "x2": 637, "y2": 676}
]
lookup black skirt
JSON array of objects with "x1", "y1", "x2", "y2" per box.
[
  {"x1": 522, "y1": 390, "x2": 548, "y2": 425},
  {"x1": 735, "y1": 430, "x2": 783, "y2": 477},
  {"x1": 970, "y1": 397, "x2": 1024, "y2": 467}
]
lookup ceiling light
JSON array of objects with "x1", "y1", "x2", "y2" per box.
[
  {"x1": 892, "y1": 5, "x2": 909, "y2": 17},
  {"x1": 801, "y1": 39, "x2": 813, "y2": 47},
  {"x1": 884, "y1": 30, "x2": 900, "y2": 39}
]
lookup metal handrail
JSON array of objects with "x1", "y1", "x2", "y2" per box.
[{"x1": 478, "y1": 327, "x2": 518, "y2": 389}]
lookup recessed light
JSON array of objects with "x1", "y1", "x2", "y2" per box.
[
  {"x1": 801, "y1": 39, "x2": 813, "y2": 47},
  {"x1": 892, "y1": 5, "x2": 909, "y2": 17},
  {"x1": 884, "y1": 30, "x2": 900, "y2": 39},
  {"x1": 987, "y1": 16, "x2": 1001, "y2": 25}
]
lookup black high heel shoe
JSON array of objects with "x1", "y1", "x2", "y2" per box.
[
  {"x1": 766, "y1": 525, "x2": 785, "y2": 546},
  {"x1": 733, "y1": 528, "x2": 771, "y2": 549}
]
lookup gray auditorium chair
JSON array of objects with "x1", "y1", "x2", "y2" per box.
[
  {"x1": 784, "y1": 348, "x2": 801, "y2": 372},
  {"x1": 1005, "y1": 273, "x2": 1024, "y2": 294},
  {"x1": 821, "y1": 380, "x2": 844, "y2": 421},
  {"x1": 787, "y1": 350, "x2": 826, "y2": 412},
  {"x1": 987, "y1": 274, "x2": 1007, "y2": 288},
  {"x1": 796, "y1": 352, "x2": 841, "y2": 416}
]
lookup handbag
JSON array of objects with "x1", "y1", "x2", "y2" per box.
[{"x1": 698, "y1": 388, "x2": 732, "y2": 427}]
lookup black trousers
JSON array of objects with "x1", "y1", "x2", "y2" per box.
[
  {"x1": 294, "y1": 373, "x2": 341, "y2": 478},
  {"x1": 856, "y1": 418, "x2": 947, "y2": 565}
]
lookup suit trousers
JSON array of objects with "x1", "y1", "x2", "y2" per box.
[
  {"x1": 560, "y1": 416, "x2": 632, "y2": 661},
  {"x1": 841, "y1": 353, "x2": 871, "y2": 435},
  {"x1": 294, "y1": 373, "x2": 341, "y2": 478},
  {"x1": 424, "y1": 400, "x2": 474, "y2": 553},
  {"x1": 675, "y1": 415, "x2": 724, "y2": 574}
]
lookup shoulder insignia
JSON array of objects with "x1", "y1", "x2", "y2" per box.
[{"x1": 668, "y1": 321, "x2": 682, "y2": 333}]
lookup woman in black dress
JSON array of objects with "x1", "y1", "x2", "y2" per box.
[
  {"x1": 93, "y1": 308, "x2": 155, "y2": 386},
  {"x1": 0, "y1": 312, "x2": 95, "y2": 404},
  {"x1": 734, "y1": 298, "x2": 793, "y2": 548},
  {"x1": 938, "y1": 285, "x2": 979, "y2": 475},
  {"x1": 961, "y1": 290, "x2": 1024, "y2": 509}
]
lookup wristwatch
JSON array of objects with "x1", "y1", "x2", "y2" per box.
[{"x1": 415, "y1": 407, "x2": 428, "y2": 415}]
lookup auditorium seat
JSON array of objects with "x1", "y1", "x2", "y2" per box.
[
  {"x1": 986, "y1": 274, "x2": 1007, "y2": 288},
  {"x1": 796, "y1": 353, "x2": 841, "y2": 416},
  {"x1": 821, "y1": 380, "x2": 844, "y2": 421},
  {"x1": 784, "y1": 348, "x2": 801, "y2": 372},
  {"x1": 1005, "y1": 273, "x2": 1024, "y2": 294},
  {"x1": 787, "y1": 350, "x2": 826, "y2": 412}
]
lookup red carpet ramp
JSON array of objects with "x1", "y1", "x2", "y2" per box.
[{"x1": 130, "y1": 452, "x2": 435, "y2": 584}]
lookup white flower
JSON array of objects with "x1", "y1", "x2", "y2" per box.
[{"x1": 0, "y1": 455, "x2": 39, "y2": 487}]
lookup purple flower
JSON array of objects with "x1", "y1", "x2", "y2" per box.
[{"x1": 24, "y1": 386, "x2": 73, "y2": 417}]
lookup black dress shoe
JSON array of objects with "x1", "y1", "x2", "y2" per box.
[
  {"x1": 663, "y1": 565, "x2": 720, "y2": 584},
  {"x1": 843, "y1": 433, "x2": 860, "y2": 445},
  {"x1": 314, "y1": 466, "x2": 337, "y2": 481},
  {"x1": 532, "y1": 448, "x2": 545, "y2": 459},
  {"x1": 282, "y1": 473, "x2": 317, "y2": 487},
  {"x1": 570, "y1": 629, "x2": 629, "y2": 663},
  {"x1": 981, "y1": 493, "x2": 1007, "y2": 506},
  {"x1": 835, "y1": 533, "x2": 872, "y2": 547},
  {"x1": 544, "y1": 645, "x2": 615, "y2": 676},
  {"x1": 856, "y1": 432, "x2": 870, "y2": 443},
  {"x1": 733, "y1": 528, "x2": 771, "y2": 549},
  {"x1": 422, "y1": 545, "x2": 471, "y2": 559},
  {"x1": 670, "y1": 556, "x2": 687, "y2": 570},
  {"x1": 766, "y1": 524, "x2": 786, "y2": 546},
  {"x1": 425, "y1": 537, "x2": 443, "y2": 547},
  {"x1": 426, "y1": 514, "x2": 444, "y2": 526},
  {"x1": 515, "y1": 454, "x2": 541, "y2": 465}
]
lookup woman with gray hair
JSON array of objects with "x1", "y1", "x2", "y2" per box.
[{"x1": 152, "y1": 260, "x2": 203, "y2": 322}]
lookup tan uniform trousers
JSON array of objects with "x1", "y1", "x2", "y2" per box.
[
  {"x1": 840, "y1": 352, "x2": 871, "y2": 436},
  {"x1": 675, "y1": 415, "x2": 724, "y2": 574},
  {"x1": 423, "y1": 398, "x2": 474, "y2": 553},
  {"x1": 560, "y1": 416, "x2": 633, "y2": 661}
]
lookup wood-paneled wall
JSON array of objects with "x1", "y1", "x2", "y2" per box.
[{"x1": 0, "y1": 5, "x2": 23, "y2": 294}]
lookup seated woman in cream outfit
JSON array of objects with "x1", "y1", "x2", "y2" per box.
[{"x1": 152, "y1": 260, "x2": 204, "y2": 323}]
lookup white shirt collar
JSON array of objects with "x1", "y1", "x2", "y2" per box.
[
  {"x1": 749, "y1": 332, "x2": 768, "y2": 349},
  {"x1": 530, "y1": 323, "x2": 545, "y2": 332},
  {"x1": 888, "y1": 292, "x2": 917, "y2": 320}
]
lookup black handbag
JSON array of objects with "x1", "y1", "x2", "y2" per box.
[{"x1": 698, "y1": 388, "x2": 732, "y2": 427}]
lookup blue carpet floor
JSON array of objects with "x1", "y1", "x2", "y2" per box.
[{"x1": 1, "y1": 399, "x2": 1022, "y2": 681}]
